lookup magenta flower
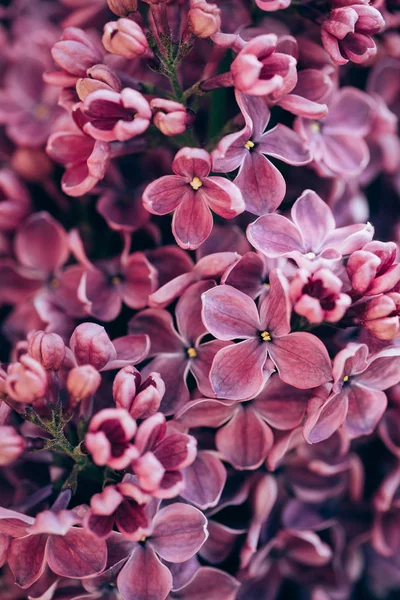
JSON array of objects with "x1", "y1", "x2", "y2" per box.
[
  {"x1": 86, "y1": 479, "x2": 151, "y2": 540},
  {"x1": 6, "y1": 355, "x2": 47, "y2": 404},
  {"x1": 49, "y1": 27, "x2": 103, "y2": 84},
  {"x1": 0, "y1": 506, "x2": 107, "y2": 588},
  {"x1": 247, "y1": 189, "x2": 374, "y2": 267},
  {"x1": 102, "y1": 18, "x2": 150, "y2": 59},
  {"x1": 321, "y1": 5, "x2": 384, "y2": 66},
  {"x1": 289, "y1": 267, "x2": 351, "y2": 324},
  {"x1": 202, "y1": 269, "x2": 332, "y2": 400},
  {"x1": 113, "y1": 366, "x2": 165, "y2": 419},
  {"x1": 294, "y1": 87, "x2": 374, "y2": 178},
  {"x1": 230, "y1": 34, "x2": 297, "y2": 98},
  {"x1": 46, "y1": 128, "x2": 110, "y2": 197},
  {"x1": 347, "y1": 241, "x2": 400, "y2": 296},
  {"x1": 177, "y1": 374, "x2": 309, "y2": 470},
  {"x1": 70, "y1": 230, "x2": 157, "y2": 321},
  {"x1": 75, "y1": 88, "x2": 152, "y2": 142},
  {"x1": 151, "y1": 98, "x2": 190, "y2": 137},
  {"x1": 361, "y1": 292, "x2": 400, "y2": 341},
  {"x1": 304, "y1": 343, "x2": 400, "y2": 443},
  {"x1": 115, "y1": 503, "x2": 208, "y2": 600},
  {"x1": 212, "y1": 92, "x2": 311, "y2": 215},
  {"x1": 255, "y1": 0, "x2": 290, "y2": 11},
  {"x1": 69, "y1": 322, "x2": 150, "y2": 371},
  {"x1": 85, "y1": 408, "x2": 139, "y2": 469},
  {"x1": 132, "y1": 412, "x2": 197, "y2": 498},
  {"x1": 129, "y1": 281, "x2": 232, "y2": 414},
  {"x1": 142, "y1": 147, "x2": 244, "y2": 250}
]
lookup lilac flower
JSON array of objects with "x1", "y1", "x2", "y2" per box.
[
  {"x1": 129, "y1": 281, "x2": 231, "y2": 413},
  {"x1": 212, "y1": 92, "x2": 311, "y2": 215},
  {"x1": 304, "y1": 343, "x2": 400, "y2": 443},
  {"x1": 294, "y1": 88, "x2": 374, "y2": 178},
  {"x1": 132, "y1": 412, "x2": 197, "y2": 498},
  {"x1": 85, "y1": 408, "x2": 139, "y2": 469},
  {"x1": 0, "y1": 507, "x2": 107, "y2": 588},
  {"x1": 177, "y1": 374, "x2": 309, "y2": 470},
  {"x1": 142, "y1": 147, "x2": 244, "y2": 249},
  {"x1": 0, "y1": 426, "x2": 25, "y2": 466},
  {"x1": 247, "y1": 189, "x2": 374, "y2": 268},
  {"x1": 113, "y1": 366, "x2": 165, "y2": 419},
  {"x1": 75, "y1": 88, "x2": 152, "y2": 142},
  {"x1": 202, "y1": 269, "x2": 332, "y2": 400}
]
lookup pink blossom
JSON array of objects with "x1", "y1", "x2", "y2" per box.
[
  {"x1": 46, "y1": 128, "x2": 111, "y2": 196},
  {"x1": 347, "y1": 241, "x2": 400, "y2": 295},
  {"x1": 85, "y1": 407, "x2": 139, "y2": 469},
  {"x1": 129, "y1": 280, "x2": 232, "y2": 413},
  {"x1": 50, "y1": 27, "x2": 103, "y2": 82},
  {"x1": 289, "y1": 268, "x2": 351, "y2": 324},
  {"x1": 294, "y1": 87, "x2": 374, "y2": 178},
  {"x1": 255, "y1": 0, "x2": 291, "y2": 11},
  {"x1": 107, "y1": 0, "x2": 138, "y2": 16},
  {"x1": 151, "y1": 98, "x2": 190, "y2": 137},
  {"x1": 0, "y1": 170, "x2": 31, "y2": 232},
  {"x1": 230, "y1": 34, "x2": 297, "y2": 98},
  {"x1": 304, "y1": 344, "x2": 400, "y2": 443},
  {"x1": 212, "y1": 92, "x2": 311, "y2": 215},
  {"x1": 361, "y1": 292, "x2": 400, "y2": 340},
  {"x1": 202, "y1": 269, "x2": 332, "y2": 400},
  {"x1": 76, "y1": 64, "x2": 122, "y2": 101},
  {"x1": 75, "y1": 88, "x2": 152, "y2": 142},
  {"x1": 247, "y1": 189, "x2": 374, "y2": 268},
  {"x1": 143, "y1": 147, "x2": 244, "y2": 249},
  {"x1": 113, "y1": 365, "x2": 165, "y2": 419},
  {"x1": 321, "y1": 5, "x2": 385, "y2": 65}
]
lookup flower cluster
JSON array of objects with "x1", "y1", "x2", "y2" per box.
[{"x1": 0, "y1": 0, "x2": 399, "y2": 599}]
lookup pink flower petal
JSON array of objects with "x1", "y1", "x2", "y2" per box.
[
  {"x1": 247, "y1": 213, "x2": 304, "y2": 258},
  {"x1": 201, "y1": 285, "x2": 261, "y2": 340},
  {"x1": 8, "y1": 534, "x2": 48, "y2": 588},
  {"x1": 291, "y1": 190, "x2": 335, "y2": 253},
  {"x1": 172, "y1": 191, "x2": 213, "y2": 250},
  {"x1": 47, "y1": 528, "x2": 107, "y2": 579},
  {"x1": 150, "y1": 503, "x2": 208, "y2": 562},
  {"x1": 181, "y1": 451, "x2": 227, "y2": 510},
  {"x1": 235, "y1": 152, "x2": 286, "y2": 216},
  {"x1": 117, "y1": 544, "x2": 173, "y2": 600}
]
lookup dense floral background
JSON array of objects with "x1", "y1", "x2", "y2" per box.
[{"x1": 0, "y1": 0, "x2": 399, "y2": 598}]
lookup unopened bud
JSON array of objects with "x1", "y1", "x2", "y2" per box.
[
  {"x1": 28, "y1": 331, "x2": 66, "y2": 371},
  {"x1": 188, "y1": 1, "x2": 221, "y2": 38},
  {"x1": 67, "y1": 365, "x2": 102, "y2": 401},
  {"x1": 151, "y1": 98, "x2": 190, "y2": 137},
  {"x1": 107, "y1": 0, "x2": 138, "y2": 16},
  {"x1": 113, "y1": 366, "x2": 165, "y2": 419},
  {"x1": 102, "y1": 19, "x2": 149, "y2": 59},
  {"x1": 69, "y1": 323, "x2": 116, "y2": 371},
  {"x1": 363, "y1": 292, "x2": 400, "y2": 340},
  {"x1": 76, "y1": 64, "x2": 122, "y2": 101},
  {"x1": 6, "y1": 355, "x2": 47, "y2": 403}
]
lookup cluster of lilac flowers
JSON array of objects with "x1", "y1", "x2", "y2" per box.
[{"x1": 0, "y1": 0, "x2": 399, "y2": 598}]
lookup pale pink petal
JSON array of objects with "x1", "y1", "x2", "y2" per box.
[
  {"x1": 171, "y1": 567, "x2": 239, "y2": 600},
  {"x1": 142, "y1": 176, "x2": 187, "y2": 215},
  {"x1": 258, "y1": 124, "x2": 311, "y2": 165},
  {"x1": 181, "y1": 451, "x2": 227, "y2": 509},
  {"x1": 47, "y1": 528, "x2": 107, "y2": 579},
  {"x1": 201, "y1": 285, "x2": 261, "y2": 340},
  {"x1": 150, "y1": 504, "x2": 208, "y2": 562},
  {"x1": 140, "y1": 355, "x2": 189, "y2": 415},
  {"x1": 175, "y1": 280, "x2": 213, "y2": 345},
  {"x1": 345, "y1": 384, "x2": 387, "y2": 438},
  {"x1": 291, "y1": 190, "x2": 335, "y2": 252},
  {"x1": 258, "y1": 269, "x2": 291, "y2": 336},
  {"x1": 200, "y1": 177, "x2": 244, "y2": 219},
  {"x1": 117, "y1": 544, "x2": 173, "y2": 600},
  {"x1": 210, "y1": 339, "x2": 269, "y2": 400},
  {"x1": 235, "y1": 152, "x2": 286, "y2": 216},
  {"x1": 216, "y1": 405, "x2": 274, "y2": 469},
  {"x1": 172, "y1": 192, "x2": 213, "y2": 250},
  {"x1": 129, "y1": 308, "x2": 184, "y2": 355},
  {"x1": 268, "y1": 332, "x2": 332, "y2": 389},
  {"x1": 303, "y1": 391, "x2": 348, "y2": 444},
  {"x1": 173, "y1": 147, "x2": 211, "y2": 179},
  {"x1": 8, "y1": 535, "x2": 48, "y2": 588},
  {"x1": 247, "y1": 213, "x2": 304, "y2": 258}
]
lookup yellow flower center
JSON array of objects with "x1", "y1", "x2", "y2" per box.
[
  {"x1": 190, "y1": 177, "x2": 203, "y2": 190},
  {"x1": 260, "y1": 331, "x2": 272, "y2": 342},
  {"x1": 140, "y1": 536, "x2": 147, "y2": 543},
  {"x1": 263, "y1": 283, "x2": 270, "y2": 289},
  {"x1": 187, "y1": 347, "x2": 197, "y2": 358},
  {"x1": 49, "y1": 277, "x2": 59, "y2": 289},
  {"x1": 343, "y1": 375, "x2": 349, "y2": 383},
  {"x1": 310, "y1": 122, "x2": 321, "y2": 133},
  {"x1": 111, "y1": 276, "x2": 122, "y2": 286},
  {"x1": 244, "y1": 140, "x2": 255, "y2": 150},
  {"x1": 305, "y1": 252, "x2": 316, "y2": 259}
]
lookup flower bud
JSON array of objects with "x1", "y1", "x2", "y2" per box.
[
  {"x1": 0, "y1": 426, "x2": 25, "y2": 466},
  {"x1": 102, "y1": 19, "x2": 149, "y2": 59},
  {"x1": 107, "y1": 0, "x2": 138, "y2": 16},
  {"x1": 52, "y1": 28, "x2": 103, "y2": 77},
  {"x1": 69, "y1": 323, "x2": 116, "y2": 371},
  {"x1": 76, "y1": 64, "x2": 122, "y2": 101},
  {"x1": 66, "y1": 365, "x2": 102, "y2": 401},
  {"x1": 28, "y1": 331, "x2": 66, "y2": 371},
  {"x1": 6, "y1": 355, "x2": 47, "y2": 404},
  {"x1": 113, "y1": 366, "x2": 165, "y2": 419},
  {"x1": 86, "y1": 408, "x2": 138, "y2": 469},
  {"x1": 151, "y1": 98, "x2": 189, "y2": 136},
  {"x1": 188, "y1": 1, "x2": 221, "y2": 38},
  {"x1": 11, "y1": 149, "x2": 53, "y2": 183},
  {"x1": 362, "y1": 293, "x2": 400, "y2": 340}
]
